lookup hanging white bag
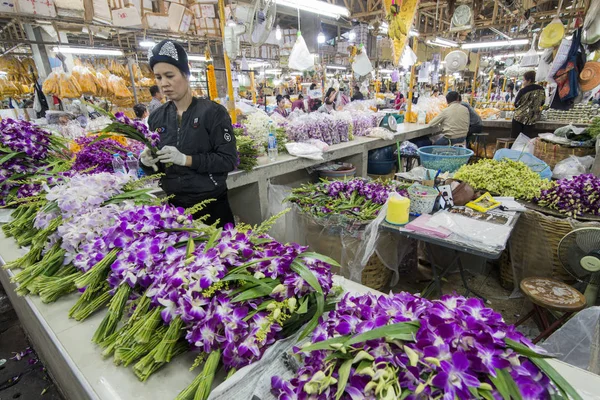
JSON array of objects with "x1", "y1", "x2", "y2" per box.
[
  {"x1": 352, "y1": 46, "x2": 373, "y2": 76},
  {"x1": 520, "y1": 33, "x2": 540, "y2": 67},
  {"x1": 288, "y1": 32, "x2": 314, "y2": 71}
]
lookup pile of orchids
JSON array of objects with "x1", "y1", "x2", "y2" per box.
[
  {"x1": 0, "y1": 118, "x2": 71, "y2": 205},
  {"x1": 233, "y1": 123, "x2": 260, "y2": 172},
  {"x1": 71, "y1": 135, "x2": 144, "y2": 174},
  {"x1": 286, "y1": 178, "x2": 410, "y2": 222},
  {"x1": 272, "y1": 292, "x2": 580, "y2": 400},
  {"x1": 3, "y1": 171, "x2": 338, "y2": 400}
]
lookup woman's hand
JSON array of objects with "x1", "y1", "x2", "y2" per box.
[
  {"x1": 140, "y1": 148, "x2": 159, "y2": 171},
  {"x1": 157, "y1": 146, "x2": 188, "y2": 166}
]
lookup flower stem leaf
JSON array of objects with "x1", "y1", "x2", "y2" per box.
[
  {"x1": 530, "y1": 357, "x2": 583, "y2": 400},
  {"x1": 290, "y1": 260, "x2": 324, "y2": 340},
  {"x1": 335, "y1": 358, "x2": 353, "y2": 400}
]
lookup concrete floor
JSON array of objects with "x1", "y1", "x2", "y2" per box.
[{"x1": 0, "y1": 285, "x2": 63, "y2": 400}]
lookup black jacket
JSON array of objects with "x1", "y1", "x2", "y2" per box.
[{"x1": 144, "y1": 97, "x2": 237, "y2": 200}]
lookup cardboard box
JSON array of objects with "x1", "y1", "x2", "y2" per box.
[
  {"x1": 55, "y1": 0, "x2": 85, "y2": 18},
  {"x1": 109, "y1": 0, "x2": 125, "y2": 9},
  {"x1": 189, "y1": 3, "x2": 200, "y2": 17},
  {"x1": 84, "y1": 0, "x2": 112, "y2": 24},
  {"x1": 143, "y1": 12, "x2": 169, "y2": 29},
  {"x1": 0, "y1": 1, "x2": 17, "y2": 13},
  {"x1": 187, "y1": 0, "x2": 216, "y2": 3},
  {"x1": 112, "y1": 6, "x2": 142, "y2": 26},
  {"x1": 199, "y1": 3, "x2": 213, "y2": 17},
  {"x1": 18, "y1": 0, "x2": 58, "y2": 17},
  {"x1": 168, "y1": 3, "x2": 193, "y2": 33}
]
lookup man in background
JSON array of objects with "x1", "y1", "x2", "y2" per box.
[
  {"x1": 428, "y1": 91, "x2": 470, "y2": 145},
  {"x1": 148, "y1": 85, "x2": 163, "y2": 114},
  {"x1": 351, "y1": 86, "x2": 364, "y2": 101}
]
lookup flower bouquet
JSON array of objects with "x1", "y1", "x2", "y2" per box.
[
  {"x1": 71, "y1": 135, "x2": 140, "y2": 174},
  {"x1": 0, "y1": 118, "x2": 71, "y2": 205},
  {"x1": 286, "y1": 178, "x2": 410, "y2": 222},
  {"x1": 272, "y1": 292, "x2": 580, "y2": 400},
  {"x1": 535, "y1": 174, "x2": 600, "y2": 217},
  {"x1": 233, "y1": 123, "x2": 259, "y2": 172}
]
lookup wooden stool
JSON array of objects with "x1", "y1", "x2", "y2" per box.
[
  {"x1": 516, "y1": 277, "x2": 586, "y2": 344},
  {"x1": 470, "y1": 133, "x2": 489, "y2": 161},
  {"x1": 495, "y1": 138, "x2": 516, "y2": 153}
]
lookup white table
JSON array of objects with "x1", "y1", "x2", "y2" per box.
[{"x1": 1, "y1": 232, "x2": 598, "y2": 399}]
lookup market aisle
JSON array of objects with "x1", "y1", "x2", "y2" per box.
[{"x1": 0, "y1": 285, "x2": 63, "y2": 400}]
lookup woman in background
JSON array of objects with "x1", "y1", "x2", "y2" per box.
[
  {"x1": 272, "y1": 95, "x2": 289, "y2": 117},
  {"x1": 318, "y1": 88, "x2": 337, "y2": 113}
]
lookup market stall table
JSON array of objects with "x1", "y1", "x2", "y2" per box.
[
  {"x1": 1, "y1": 228, "x2": 599, "y2": 399},
  {"x1": 381, "y1": 211, "x2": 521, "y2": 302}
]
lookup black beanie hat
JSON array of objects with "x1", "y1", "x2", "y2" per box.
[{"x1": 148, "y1": 40, "x2": 190, "y2": 76}]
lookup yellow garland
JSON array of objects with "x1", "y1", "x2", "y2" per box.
[{"x1": 207, "y1": 64, "x2": 218, "y2": 100}]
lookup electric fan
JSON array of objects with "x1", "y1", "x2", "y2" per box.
[
  {"x1": 450, "y1": 4, "x2": 472, "y2": 32},
  {"x1": 244, "y1": 0, "x2": 276, "y2": 47},
  {"x1": 558, "y1": 227, "x2": 600, "y2": 307},
  {"x1": 444, "y1": 50, "x2": 468, "y2": 73}
]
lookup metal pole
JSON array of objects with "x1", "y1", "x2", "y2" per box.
[
  {"x1": 217, "y1": 0, "x2": 237, "y2": 123},
  {"x1": 406, "y1": 37, "x2": 419, "y2": 117},
  {"x1": 250, "y1": 70, "x2": 256, "y2": 104},
  {"x1": 127, "y1": 59, "x2": 138, "y2": 104},
  {"x1": 470, "y1": 53, "x2": 479, "y2": 106}
]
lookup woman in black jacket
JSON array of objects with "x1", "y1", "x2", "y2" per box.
[{"x1": 140, "y1": 40, "x2": 238, "y2": 227}]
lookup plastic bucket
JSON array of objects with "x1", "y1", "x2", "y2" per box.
[
  {"x1": 319, "y1": 166, "x2": 357, "y2": 180},
  {"x1": 417, "y1": 146, "x2": 474, "y2": 172}
]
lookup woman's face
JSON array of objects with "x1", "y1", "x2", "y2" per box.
[{"x1": 153, "y1": 62, "x2": 190, "y2": 101}]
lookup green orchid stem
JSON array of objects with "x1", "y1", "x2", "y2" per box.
[
  {"x1": 12, "y1": 243, "x2": 65, "y2": 294},
  {"x1": 74, "y1": 249, "x2": 119, "y2": 290},
  {"x1": 153, "y1": 316, "x2": 184, "y2": 363},
  {"x1": 92, "y1": 284, "x2": 132, "y2": 344},
  {"x1": 114, "y1": 326, "x2": 167, "y2": 367},
  {"x1": 38, "y1": 272, "x2": 80, "y2": 303},
  {"x1": 72, "y1": 290, "x2": 111, "y2": 321},
  {"x1": 135, "y1": 307, "x2": 163, "y2": 344}
]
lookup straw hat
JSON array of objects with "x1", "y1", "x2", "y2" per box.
[{"x1": 579, "y1": 61, "x2": 600, "y2": 92}]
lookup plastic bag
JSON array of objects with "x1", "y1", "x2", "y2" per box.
[
  {"x1": 493, "y1": 148, "x2": 553, "y2": 179},
  {"x1": 554, "y1": 124, "x2": 587, "y2": 139},
  {"x1": 511, "y1": 133, "x2": 534, "y2": 154},
  {"x1": 284, "y1": 142, "x2": 324, "y2": 160},
  {"x1": 352, "y1": 46, "x2": 373, "y2": 76},
  {"x1": 552, "y1": 155, "x2": 595, "y2": 179},
  {"x1": 367, "y1": 127, "x2": 395, "y2": 140},
  {"x1": 536, "y1": 49, "x2": 554, "y2": 82},
  {"x1": 288, "y1": 33, "x2": 313, "y2": 71}
]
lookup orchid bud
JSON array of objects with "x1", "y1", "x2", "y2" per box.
[
  {"x1": 272, "y1": 308, "x2": 281, "y2": 321},
  {"x1": 352, "y1": 350, "x2": 374, "y2": 364},
  {"x1": 266, "y1": 302, "x2": 277, "y2": 311},
  {"x1": 424, "y1": 357, "x2": 440, "y2": 367},
  {"x1": 479, "y1": 383, "x2": 493, "y2": 391},
  {"x1": 303, "y1": 381, "x2": 319, "y2": 395},
  {"x1": 364, "y1": 381, "x2": 377, "y2": 393},
  {"x1": 287, "y1": 297, "x2": 297, "y2": 312},
  {"x1": 253, "y1": 271, "x2": 265, "y2": 279},
  {"x1": 415, "y1": 382, "x2": 426, "y2": 394},
  {"x1": 270, "y1": 284, "x2": 286, "y2": 295},
  {"x1": 356, "y1": 366, "x2": 375, "y2": 377},
  {"x1": 381, "y1": 386, "x2": 396, "y2": 400},
  {"x1": 329, "y1": 343, "x2": 344, "y2": 350},
  {"x1": 176, "y1": 215, "x2": 186, "y2": 224},
  {"x1": 403, "y1": 345, "x2": 419, "y2": 367}
]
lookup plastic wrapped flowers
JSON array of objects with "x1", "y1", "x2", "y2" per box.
[
  {"x1": 71, "y1": 135, "x2": 140, "y2": 174},
  {"x1": 0, "y1": 118, "x2": 71, "y2": 205},
  {"x1": 535, "y1": 174, "x2": 600, "y2": 217},
  {"x1": 272, "y1": 292, "x2": 579, "y2": 400},
  {"x1": 286, "y1": 178, "x2": 410, "y2": 222}
]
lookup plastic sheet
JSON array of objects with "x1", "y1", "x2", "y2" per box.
[
  {"x1": 288, "y1": 34, "x2": 313, "y2": 71},
  {"x1": 553, "y1": 155, "x2": 595, "y2": 179},
  {"x1": 541, "y1": 306, "x2": 600, "y2": 374},
  {"x1": 284, "y1": 142, "x2": 324, "y2": 160},
  {"x1": 493, "y1": 148, "x2": 553, "y2": 179},
  {"x1": 511, "y1": 133, "x2": 534, "y2": 154},
  {"x1": 266, "y1": 183, "x2": 414, "y2": 287}
]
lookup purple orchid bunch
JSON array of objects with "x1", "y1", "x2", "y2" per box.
[
  {"x1": 272, "y1": 292, "x2": 579, "y2": 400},
  {"x1": 535, "y1": 174, "x2": 600, "y2": 217},
  {"x1": 287, "y1": 178, "x2": 410, "y2": 222},
  {"x1": 0, "y1": 118, "x2": 71, "y2": 205},
  {"x1": 71, "y1": 136, "x2": 135, "y2": 174}
]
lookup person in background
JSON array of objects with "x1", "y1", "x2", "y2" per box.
[
  {"x1": 432, "y1": 88, "x2": 440, "y2": 97},
  {"x1": 394, "y1": 91, "x2": 406, "y2": 110},
  {"x1": 272, "y1": 95, "x2": 289, "y2": 118},
  {"x1": 351, "y1": 85, "x2": 364, "y2": 101},
  {"x1": 338, "y1": 88, "x2": 350, "y2": 107},
  {"x1": 148, "y1": 85, "x2": 163, "y2": 114},
  {"x1": 459, "y1": 95, "x2": 483, "y2": 143},
  {"x1": 318, "y1": 88, "x2": 337, "y2": 113},
  {"x1": 140, "y1": 40, "x2": 237, "y2": 227},
  {"x1": 511, "y1": 71, "x2": 545, "y2": 138},
  {"x1": 133, "y1": 103, "x2": 149, "y2": 124},
  {"x1": 505, "y1": 83, "x2": 516, "y2": 103},
  {"x1": 428, "y1": 91, "x2": 470, "y2": 146},
  {"x1": 291, "y1": 93, "x2": 305, "y2": 112},
  {"x1": 307, "y1": 83, "x2": 319, "y2": 113}
]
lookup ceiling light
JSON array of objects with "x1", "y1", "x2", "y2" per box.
[
  {"x1": 326, "y1": 65, "x2": 346, "y2": 70},
  {"x1": 433, "y1": 37, "x2": 459, "y2": 47},
  {"x1": 248, "y1": 62, "x2": 270, "y2": 68},
  {"x1": 276, "y1": 0, "x2": 350, "y2": 19},
  {"x1": 300, "y1": 82, "x2": 313, "y2": 86},
  {"x1": 265, "y1": 69, "x2": 282, "y2": 74},
  {"x1": 188, "y1": 55, "x2": 207, "y2": 61},
  {"x1": 326, "y1": 73, "x2": 335, "y2": 77},
  {"x1": 379, "y1": 69, "x2": 394, "y2": 73},
  {"x1": 493, "y1": 51, "x2": 543, "y2": 59},
  {"x1": 52, "y1": 46, "x2": 123, "y2": 56},
  {"x1": 462, "y1": 39, "x2": 529, "y2": 49},
  {"x1": 317, "y1": 32, "x2": 326, "y2": 44},
  {"x1": 276, "y1": 25, "x2": 282, "y2": 40},
  {"x1": 349, "y1": 31, "x2": 356, "y2": 41},
  {"x1": 139, "y1": 40, "x2": 156, "y2": 48},
  {"x1": 190, "y1": 68, "x2": 203, "y2": 73},
  {"x1": 290, "y1": 71, "x2": 303, "y2": 76}
]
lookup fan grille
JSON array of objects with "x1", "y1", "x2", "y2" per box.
[{"x1": 558, "y1": 228, "x2": 600, "y2": 284}]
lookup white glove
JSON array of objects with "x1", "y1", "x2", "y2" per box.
[
  {"x1": 157, "y1": 145, "x2": 187, "y2": 166},
  {"x1": 140, "y1": 147, "x2": 159, "y2": 171}
]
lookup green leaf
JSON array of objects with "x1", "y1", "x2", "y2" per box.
[
  {"x1": 231, "y1": 280, "x2": 279, "y2": 303},
  {"x1": 335, "y1": 358, "x2": 353, "y2": 400},
  {"x1": 505, "y1": 338, "x2": 551, "y2": 359},
  {"x1": 0, "y1": 151, "x2": 24, "y2": 165},
  {"x1": 496, "y1": 368, "x2": 522, "y2": 400},
  {"x1": 469, "y1": 386, "x2": 481, "y2": 399},
  {"x1": 204, "y1": 228, "x2": 222, "y2": 252},
  {"x1": 297, "y1": 296, "x2": 309, "y2": 314},
  {"x1": 300, "y1": 336, "x2": 349, "y2": 352},
  {"x1": 225, "y1": 257, "x2": 278, "y2": 277},
  {"x1": 290, "y1": 260, "x2": 324, "y2": 340},
  {"x1": 345, "y1": 321, "x2": 420, "y2": 346},
  {"x1": 490, "y1": 369, "x2": 510, "y2": 400},
  {"x1": 479, "y1": 389, "x2": 495, "y2": 400},
  {"x1": 221, "y1": 273, "x2": 276, "y2": 292},
  {"x1": 399, "y1": 391, "x2": 411, "y2": 400},
  {"x1": 298, "y1": 251, "x2": 341, "y2": 268},
  {"x1": 530, "y1": 357, "x2": 583, "y2": 400}
]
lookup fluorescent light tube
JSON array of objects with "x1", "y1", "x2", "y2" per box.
[
  {"x1": 265, "y1": 69, "x2": 282, "y2": 74},
  {"x1": 276, "y1": 0, "x2": 350, "y2": 19},
  {"x1": 462, "y1": 39, "x2": 529, "y2": 49},
  {"x1": 326, "y1": 65, "x2": 346, "y2": 70},
  {"x1": 188, "y1": 55, "x2": 207, "y2": 61},
  {"x1": 427, "y1": 40, "x2": 452, "y2": 48},
  {"x1": 139, "y1": 40, "x2": 156, "y2": 48},
  {"x1": 434, "y1": 37, "x2": 458, "y2": 47},
  {"x1": 379, "y1": 69, "x2": 394, "y2": 73},
  {"x1": 189, "y1": 68, "x2": 203, "y2": 73},
  {"x1": 493, "y1": 51, "x2": 544, "y2": 59},
  {"x1": 52, "y1": 46, "x2": 123, "y2": 56},
  {"x1": 290, "y1": 71, "x2": 303, "y2": 76}
]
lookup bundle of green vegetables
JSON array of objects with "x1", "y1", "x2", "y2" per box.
[
  {"x1": 454, "y1": 159, "x2": 548, "y2": 200},
  {"x1": 233, "y1": 124, "x2": 259, "y2": 172}
]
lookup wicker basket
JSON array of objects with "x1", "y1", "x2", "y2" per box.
[
  {"x1": 533, "y1": 139, "x2": 595, "y2": 169},
  {"x1": 361, "y1": 253, "x2": 393, "y2": 291},
  {"x1": 504, "y1": 210, "x2": 600, "y2": 289}
]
